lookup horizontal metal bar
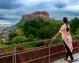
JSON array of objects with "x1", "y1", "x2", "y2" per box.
[
  {"x1": 21, "y1": 47, "x2": 79, "y2": 63},
  {"x1": 0, "y1": 53, "x2": 15, "y2": 58},
  {"x1": 16, "y1": 46, "x2": 49, "y2": 55},
  {"x1": 22, "y1": 55, "x2": 49, "y2": 63},
  {"x1": 0, "y1": 46, "x2": 79, "y2": 59},
  {"x1": 0, "y1": 35, "x2": 78, "y2": 48}
]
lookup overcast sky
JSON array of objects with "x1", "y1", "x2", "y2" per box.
[{"x1": 0, "y1": 0, "x2": 79, "y2": 25}]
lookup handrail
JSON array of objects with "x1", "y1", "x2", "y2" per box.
[
  {"x1": 11, "y1": 35, "x2": 79, "y2": 46},
  {"x1": 0, "y1": 35, "x2": 79, "y2": 48},
  {"x1": 0, "y1": 35, "x2": 79, "y2": 63}
]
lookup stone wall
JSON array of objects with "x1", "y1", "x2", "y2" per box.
[{"x1": 21, "y1": 11, "x2": 50, "y2": 21}]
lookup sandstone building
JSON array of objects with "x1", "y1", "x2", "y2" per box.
[{"x1": 21, "y1": 11, "x2": 51, "y2": 21}]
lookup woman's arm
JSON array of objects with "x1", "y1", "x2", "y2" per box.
[
  {"x1": 52, "y1": 25, "x2": 63, "y2": 40},
  {"x1": 52, "y1": 32, "x2": 61, "y2": 40}
]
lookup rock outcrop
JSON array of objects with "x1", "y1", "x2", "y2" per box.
[{"x1": 21, "y1": 11, "x2": 50, "y2": 21}]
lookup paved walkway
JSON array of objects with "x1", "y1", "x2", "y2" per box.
[{"x1": 52, "y1": 53, "x2": 79, "y2": 63}]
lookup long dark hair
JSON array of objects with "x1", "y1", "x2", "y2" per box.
[{"x1": 63, "y1": 17, "x2": 69, "y2": 32}]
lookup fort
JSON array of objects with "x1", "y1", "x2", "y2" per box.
[{"x1": 21, "y1": 11, "x2": 55, "y2": 21}]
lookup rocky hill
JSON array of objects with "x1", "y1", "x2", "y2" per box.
[{"x1": 21, "y1": 11, "x2": 55, "y2": 21}]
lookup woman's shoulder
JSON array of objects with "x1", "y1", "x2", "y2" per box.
[
  {"x1": 63, "y1": 24, "x2": 70, "y2": 27},
  {"x1": 61, "y1": 24, "x2": 65, "y2": 27},
  {"x1": 61, "y1": 24, "x2": 67, "y2": 28}
]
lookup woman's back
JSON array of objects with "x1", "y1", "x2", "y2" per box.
[{"x1": 59, "y1": 24, "x2": 71, "y2": 37}]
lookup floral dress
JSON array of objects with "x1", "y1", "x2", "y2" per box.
[{"x1": 59, "y1": 24, "x2": 73, "y2": 52}]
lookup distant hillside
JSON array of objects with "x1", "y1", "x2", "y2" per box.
[
  {"x1": 2, "y1": 24, "x2": 17, "y2": 32},
  {"x1": 15, "y1": 21, "x2": 25, "y2": 28},
  {"x1": 0, "y1": 24, "x2": 11, "y2": 32}
]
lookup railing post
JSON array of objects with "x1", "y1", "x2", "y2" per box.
[
  {"x1": 76, "y1": 36, "x2": 79, "y2": 52},
  {"x1": 12, "y1": 45, "x2": 16, "y2": 63},
  {"x1": 44, "y1": 40, "x2": 49, "y2": 63},
  {"x1": 18, "y1": 44, "x2": 24, "y2": 63},
  {"x1": 14, "y1": 45, "x2": 16, "y2": 63},
  {"x1": 12, "y1": 53, "x2": 15, "y2": 63},
  {"x1": 44, "y1": 40, "x2": 49, "y2": 46},
  {"x1": 44, "y1": 40, "x2": 52, "y2": 63},
  {"x1": 49, "y1": 40, "x2": 52, "y2": 63},
  {"x1": 49, "y1": 44, "x2": 50, "y2": 63}
]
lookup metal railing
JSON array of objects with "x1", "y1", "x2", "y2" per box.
[{"x1": 0, "y1": 35, "x2": 79, "y2": 63}]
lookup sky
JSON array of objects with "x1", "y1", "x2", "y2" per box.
[{"x1": 0, "y1": 0, "x2": 79, "y2": 25}]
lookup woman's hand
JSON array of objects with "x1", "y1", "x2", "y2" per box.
[
  {"x1": 52, "y1": 32, "x2": 60, "y2": 40},
  {"x1": 52, "y1": 37, "x2": 56, "y2": 40}
]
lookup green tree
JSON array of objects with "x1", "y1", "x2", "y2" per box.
[
  {"x1": 70, "y1": 17, "x2": 79, "y2": 34},
  {"x1": 9, "y1": 31, "x2": 17, "y2": 40},
  {"x1": 75, "y1": 28, "x2": 79, "y2": 35},
  {"x1": 0, "y1": 40, "x2": 4, "y2": 44},
  {"x1": 13, "y1": 36, "x2": 26, "y2": 44},
  {"x1": 22, "y1": 19, "x2": 62, "y2": 40},
  {"x1": 26, "y1": 34, "x2": 34, "y2": 42}
]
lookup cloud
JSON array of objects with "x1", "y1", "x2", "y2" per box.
[
  {"x1": 0, "y1": 0, "x2": 13, "y2": 9},
  {"x1": 64, "y1": 5, "x2": 79, "y2": 11},
  {"x1": 0, "y1": 15, "x2": 20, "y2": 20},
  {"x1": 0, "y1": 0, "x2": 79, "y2": 24},
  {"x1": 0, "y1": 20, "x2": 12, "y2": 24},
  {"x1": 18, "y1": 0, "x2": 50, "y2": 6},
  {"x1": 0, "y1": 0, "x2": 21, "y2": 9}
]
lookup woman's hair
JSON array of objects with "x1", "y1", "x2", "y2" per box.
[{"x1": 63, "y1": 17, "x2": 69, "y2": 32}]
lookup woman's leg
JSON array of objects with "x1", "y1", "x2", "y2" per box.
[
  {"x1": 63, "y1": 40, "x2": 69, "y2": 59},
  {"x1": 68, "y1": 51, "x2": 74, "y2": 60},
  {"x1": 63, "y1": 40, "x2": 74, "y2": 60},
  {"x1": 65, "y1": 52, "x2": 69, "y2": 59}
]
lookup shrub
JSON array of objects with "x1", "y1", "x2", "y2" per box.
[
  {"x1": 4, "y1": 41, "x2": 13, "y2": 45},
  {"x1": 75, "y1": 28, "x2": 79, "y2": 35},
  {"x1": 33, "y1": 41, "x2": 44, "y2": 47},
  {"x1": 72, "y1": 36, "x2": 76, "y2": 40},
  {"x1": 26, "y1": 34, "x2": 34, "y2": 42},
  {"x1": 0, "y1": 40, "x2": 4, "y2": 44},
  {"x1": 51, "y1": 38, "x2": 62, "y2": 44},
  {"x1": 9, "y1": 31, "x2": 17, "y2": 40},
  {"x1": 22, "y1": 43, "x2": 34, "y2": 50},
  {"x1": 13, "y1": 36, "x2": 26, "y2": 44},
  {"x1": 70, "y1": 17, "x2": 79, "y2": 34}
]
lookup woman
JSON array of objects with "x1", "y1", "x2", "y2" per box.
[{"x1": 52, "y1": 17, "x2": 74, "y2": 62}]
